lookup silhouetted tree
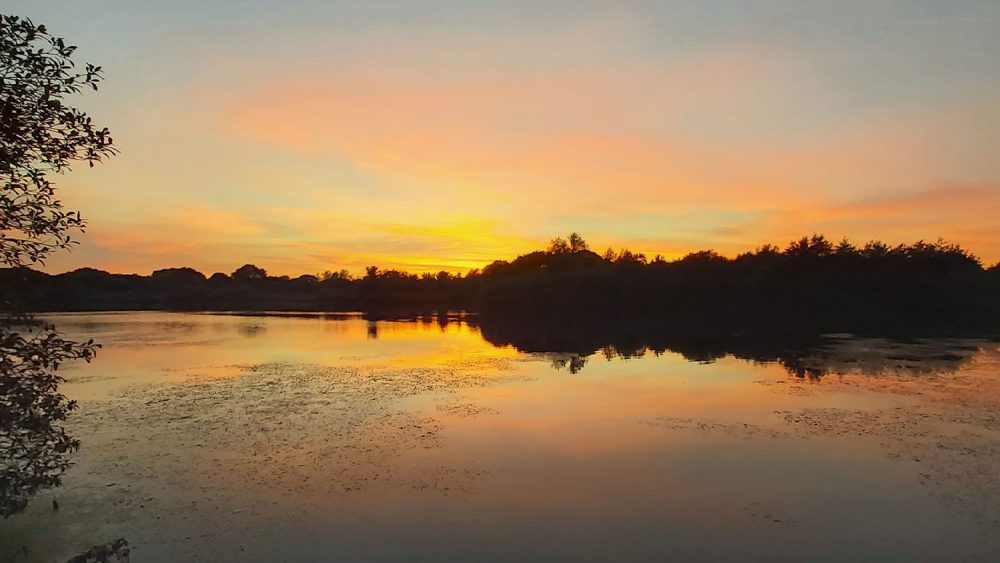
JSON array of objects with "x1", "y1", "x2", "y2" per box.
[
  {"x1": 0, "y1": 16, "x2": 116, "y2": 266},
  {"x1": 1, "y1": 327, "x2": 96, "y2": 516},
  {"x1": 1, "y1": 15, "x2": 111, "y2": 516},
  {"x1": 567, "y1": 232, "x2": 589, "y2": 252},
  {"x1": 614, "y1": 249, "x2": 647, "y2": 265},
  {"x1": 319, "y1": 269, "x2": 351, "y2": 281},
  {"x1": 232, "y1": 264, "x2": 267, "y2": 281},
  {"x1": 834, "y1": 238, "x2": 858, "y2": 257},
  {"x1": 785, "y1": 234, "x2": 834, "y2": 259},
  {"x1": 2, "y1": 233, "x2": 997, "y2": 335},
  {"x1": 151, "y1": 267, "x2": 206, "y2": 284},
  {"x1": 548, "y1": 237, "x2": 570, "y2": 254}
]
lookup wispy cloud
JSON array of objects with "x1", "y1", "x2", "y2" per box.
[{"x1": 24, "y1": 1, "x2": 1000, "y2": 273}]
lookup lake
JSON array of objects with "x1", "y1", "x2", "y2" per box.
[{"x1": 3, "y1": 312, "x2": 1000, "y2": 562}]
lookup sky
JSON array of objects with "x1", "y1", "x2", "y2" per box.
[{"x1": 9, "y1": 1, "x2": 1000, "y2": 275}]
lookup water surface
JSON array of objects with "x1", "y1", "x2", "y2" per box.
[{"x1": 3, "y1": 312, "x2": 999, "y2": 561}]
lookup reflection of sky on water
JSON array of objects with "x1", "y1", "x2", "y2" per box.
[{"x1": 3, "y1": 312, "x2": 997, "y2": 561}]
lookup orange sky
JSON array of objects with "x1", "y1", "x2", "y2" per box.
[{"x1": 12, "y1": 1, "x2": 1000, "y2": 275}]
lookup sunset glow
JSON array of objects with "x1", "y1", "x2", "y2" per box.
[{"x1": 13, "y1": 1, "x2": 1000, "y2": 275}]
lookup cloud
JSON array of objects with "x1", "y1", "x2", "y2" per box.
[{"x1": 35, "y1": 7, "x2": 1000, "y2": 273}]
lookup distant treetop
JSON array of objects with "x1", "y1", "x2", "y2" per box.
[{"x1": 232, "y1": 264, "x2": 267, "y2": 280}]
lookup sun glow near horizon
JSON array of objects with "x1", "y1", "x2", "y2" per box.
[{"x1": 8, "y1": 1, "x2": 1000, "y2": 276}]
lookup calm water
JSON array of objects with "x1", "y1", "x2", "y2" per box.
[{"x1": 3, "y1": 312, "x2": 1000, "y2": 562}]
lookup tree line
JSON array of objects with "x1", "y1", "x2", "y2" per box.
[{"x1": 4, "y1": 233, "x2": 1000, "y2": 334}]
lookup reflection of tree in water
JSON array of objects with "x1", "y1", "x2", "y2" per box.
[
  {"x1": 471, "y1": 313, "x2": 993, "y2": 377},
  {"x1": 601, "y1": 345, "x2": 652, "y2": 361},
  {"x1": 238, "y1": 323, "x2": 267, "y2": 338},
  {"x1": 543, "y1": 354, "x2": 589, "y2": 374},
  {"x1": 776, "y1": 337, "x2": 983, "y2": 379},
  {"x1": 341, "y1": 312, "x2": 994, "y2": 377},
  {"x1": 275, "y1": 312, "x2": 989, "y2": 379},
  {"x1": 1, "y1": 320, "x2": 97, "y2": 517}
]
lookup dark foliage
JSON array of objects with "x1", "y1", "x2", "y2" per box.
[
  {"x1": 348, "y1": 310, "x2": 988, "y2": 377},
  {"x1": 7, "y1": 233, "x2": 999, "y2": 337},
  {"x1": 0, "y1": 319, "x2": 96, "y2": 517},
  {"x1": 1, "y1": 15, "x2": 110, "y2": 516},
  {"x1": 471, "y1": 310, "x2": 988, "y2": 377},
  {"x1": 1, "y1": 15, "x2": 116, "y2": 266}
]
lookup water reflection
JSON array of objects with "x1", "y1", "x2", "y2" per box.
[
  {"x1": 4, "y1": 311, "x2": 999, "y2": 562},
  {"x1": 46, "y1": 311, "x2": 998, "y2": 380},
  {"x1": 214, "y1": 310, "x2": 998, "y2": 378},
  {"x1": 534, "y1": 353, "x2": 589, "y2": 374},
  {"x1": 360, "y1": 312, "x2": 993, "y2": 378},
  {"x1": 238, "y1": 322, "x2": 266, "y2": 338}
]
